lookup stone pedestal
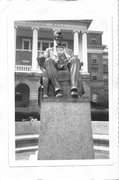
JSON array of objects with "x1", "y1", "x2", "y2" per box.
[
  {"x1": 38, "y1": 73, "x2": 94, "y2": 160},
  {"x1": 38, "y1": 97, "x2": 94, "y2": 160}
]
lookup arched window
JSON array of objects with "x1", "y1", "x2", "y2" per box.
[{"x1": 15, "y1": 83, "x2": 30, "y2": 107}]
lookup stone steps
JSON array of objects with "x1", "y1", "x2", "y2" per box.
[{"x1": 15, "y1": 134, "x2": 109, "y2": 152}]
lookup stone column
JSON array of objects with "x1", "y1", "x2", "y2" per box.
[
  {"x1": 73, "y1": 30, "x2": 79, "y2": 57},
  {"x1": 79, "y1": 32, "x2": 82, "y2": 60},
  {"x1": 14, "y1": 26, "x2": 17, "y2": 50},
  {"x1": 14, "y1": 26, "x2": 17, "y2": 61},
  {"x1": 82, "y1": 31, "x2": 88, "y2": 73},
  {"x1": 32, "y1": 27, "x2": 39, "y2": 72}
]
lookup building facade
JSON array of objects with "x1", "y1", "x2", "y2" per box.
[{"x1": 15, "y1": 20, "x2": 108, "y2": 117}]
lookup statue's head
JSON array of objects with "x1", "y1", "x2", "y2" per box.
[{"x1": 54, "y1": 30, "x2": 63, "y2": 46}]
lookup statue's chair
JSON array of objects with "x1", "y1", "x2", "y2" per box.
[{"x1": 37, "y1": 56, "x2": 85, "y2": 98}]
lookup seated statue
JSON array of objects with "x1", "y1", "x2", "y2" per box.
[{"x1": 37, "y1": 30, "x2": 84, "y2": 98}]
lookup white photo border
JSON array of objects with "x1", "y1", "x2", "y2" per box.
[
  {"x1": 0, "y1": 0, "x2": 118, "y2": 179},
  {"x1": 8, "y1": 18, "x2": 115, "y2": 167}
]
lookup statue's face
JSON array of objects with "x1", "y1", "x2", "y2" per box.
[{"x1": 54, "y1": 32, "x2": 63, "y2": 46}]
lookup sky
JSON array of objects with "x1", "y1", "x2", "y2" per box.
[{"x1": 0, "y1": 0, "x2": 113, "y2": 46}]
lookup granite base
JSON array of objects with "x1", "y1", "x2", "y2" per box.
[{"x1": 38, "y1": 99, "x2": 94, "y2": 160}]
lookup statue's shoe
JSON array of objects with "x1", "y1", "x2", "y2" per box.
[
  {"x1": 71, "y1": 89, "x2": 78, "y2": 97},
  {"x1": 55, "y1": 89, "x2": 63, "y2": 98}
]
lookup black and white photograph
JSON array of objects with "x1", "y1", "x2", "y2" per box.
[
  {"x1": 0, "y1": 0, "x2": 118, "y2": 179},
  {"x1": 14, "y1": 19, "x2": 109, "y2": 161}
]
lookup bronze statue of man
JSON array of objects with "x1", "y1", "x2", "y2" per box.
[{"x1": 38, "y1": 30, "x2": 84, "y2": 98}]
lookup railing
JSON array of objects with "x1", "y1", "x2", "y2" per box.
[
  {"x1": 15, "y1": 65, "x2": 42, "y2": 73},
  {"x1": 15, "y1": 65, "x2": 32, "y2": 72},
  {"x1": 15, "y1": 49, "x2": 44, "y2": 73}
]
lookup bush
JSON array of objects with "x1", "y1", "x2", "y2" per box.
[{"x1": 15, "y1": 112, "x2": 40, "y2": 122}]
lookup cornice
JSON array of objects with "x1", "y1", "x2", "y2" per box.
[
  {"x1": 88, "y1": 30, "x2": 103, "y2": 34},
  {"x1": 73, "y1": 30, "x2": 81, "y2": 33},
  {"x1": 15, "y1": 21, "x2": 88, "y2": 31},
  {"x1": 31, "y1": 26, "x2": 40, "y2": 30},
  {"x1": 81, "y1": 30, "x2": 88, "y2": 34}
]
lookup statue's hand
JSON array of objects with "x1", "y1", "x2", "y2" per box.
[{"x1": 39, "y1": 54, "x2": 45, "y2": 59}]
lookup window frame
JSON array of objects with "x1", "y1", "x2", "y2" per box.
[
  {"x1": 91, "y1": 67, "x2": 98, "y2": 80},
  {"x1": 22, "y1": 39, "x2": 31, "y2": 51},
  {"x1": 15, "y1": 92, "x2": 23, "y2": 102},
  {"x1": 103, "y1": 73, "x2": 108, "y2": 80},
  {"x1": 92, "y1": 76, "x2": 98, "y2": 80},
  {"x1": 91, "y1": 54, "x2": 98, "y2": 64},
  {"x1": 103, "y1": 59, "x2": 108, "y2": 65},
  {"x1": 38, "y1": 40, "x2": 68, "y2": 52},
  {"x1": 92, "y1": 58, "x2": 97, "y2": 64},
  {"x1": 91, "y1": 37, "x2": 97, "y2": 45}
]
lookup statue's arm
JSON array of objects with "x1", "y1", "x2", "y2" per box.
[{"x1": 70, "y1": 49, "x2": 74, "y2": 58}]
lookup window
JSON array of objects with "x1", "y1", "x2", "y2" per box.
[
  {"x1": 91, "y1": 68, "x2": 98, "y2": 80},
  {"x1": 91, "y1": 37, "x2": 97, "y2": 45},
  {"x1": 103, "y1": 59, "x2": 108, "y2": 69},
  {"x1": 38, "y1": 40, "x2": 68, "y2": 52},
  {"x1": 38, "y1": 41, "x2": 51, "y2": 51},
  {"x1": 91, "y1": 54, "x2": 97, "y2": 64},
  {"x1": 38, "y1": 42, "x2": 41, "y2": 50},
  {"x1": 15, "y1": 84, "x2": 30, "y2": 108},
  {"x1": 103, "y1": 73, "x2": 108, "y2": 80},
  {"x1": 22, "y1": 39, "x2": 31, "y2": 50},
  {"x1": 15, "y1": 92, "x2": 22, "y2": 101},
  {"x1": 92, "y1": 76, "x2": 97, "y2": 80},
  {"x1": 42, "y1": 42, "x2": 49, "y2": 51},
  {"x1": 103, "y1": 64, "x2": 108, "y2": 69},
  {"x1": 103, "y1": 59, "x2": 108, "y2": 65},
  {"x1": 92, "y1": 59, "x2": 97, "y2": 64}
]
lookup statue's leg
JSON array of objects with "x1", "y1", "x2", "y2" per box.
[
  {"x1": 69, "y1": 57, "x2": 80, "y2": 90},
  {"x1": 42, "y1": 70, "x2": 49, "y2": 97},
  {"x1": 45, "y1": 58, "x2": 62, "y2": 97},
  {"x1": 78, "y1": 75, "x2": 85, "y2": 97}
]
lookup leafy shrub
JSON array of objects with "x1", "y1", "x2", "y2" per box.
[{"x1": 15, "y1": 112, "x2": 40, "y2": 122}]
